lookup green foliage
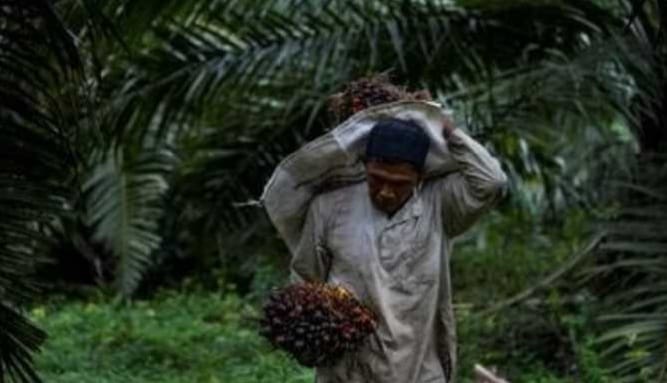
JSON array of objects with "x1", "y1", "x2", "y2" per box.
[
  {"x1": 575, "y1": 337, "x2": 616, "y2": 383},
  {"x1": 30, "y1": 291, "x2": 313, "y2": 383},
  {"x1": 0, "y1": 1, "x2": 84, "y2": 381},
  {"x1": 0, "y1": 306, "x2": 46, "y2": 383},
  {"x1": 83, "y1": 148, "x2": 178, "y2": 296},
  {"x1": 582, "y1": 156, "x2": 667, "y2": 382},
  {"x1": 31, "y1": 287, "x2": 613, "y2": 383},
  {"x1": 452, "y1": 209, "x2": 591, "y2": 303},
  {"x1": 456, "y1": 290, "x2": 615, "y2": 383},
  {"x1": 448, "y1": 206, "x2": 619, "y2": 382}
]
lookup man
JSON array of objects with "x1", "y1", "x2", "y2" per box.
[{"x1": 283, "y1": 111, "x2": 507, "y2": 382}]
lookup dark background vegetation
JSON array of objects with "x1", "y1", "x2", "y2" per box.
[{"x1": 1, "y1": 0, "x2": 665, "y2": 382}]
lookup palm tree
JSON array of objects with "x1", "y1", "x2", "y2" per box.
[
  {"x1": 0, "y1": 1, "x2": 83, "y2": 381},
  {"x1": 577, "y1": 1, "x2": 667, "y2": 380}
]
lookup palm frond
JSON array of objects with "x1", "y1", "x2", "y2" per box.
[
  {"x1": 0, "y1": 304, "x2": 46, "y2": 383},
  {"x1": 584, "y1": 153, "x2": 667, "y2": 382},
  {"x1": 109, "y1": 0, "x2": 616, "y2": 136},
  {"x1": 0, "y1": 1, "x2": 85, "y2": 381},
  {"x1": 584, "y1": 4, "x2": 667, "y2": 378},
  {"x1": 83, "y1": 147, "x2": 177, "y2": 297}
]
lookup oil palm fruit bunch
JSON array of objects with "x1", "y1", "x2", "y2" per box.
[
  {"x1": 259, "y1": 281, "x2": 378, "y2": 367},
  {"x1": 327, "y1": 73, "x2": 432, "y2": 124}
]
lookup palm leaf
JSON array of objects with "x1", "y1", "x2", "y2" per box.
[
  {"x1": 588, "y1": 5, "x2": 667, "y2": 377},
  {"x1": 101, "y1": 0, "x2": 623, "y2": 234},
  {"x1": 584, "y1": 153, "x2": 667, "y2": 382},
  {"x1": 83, "y1": 147, "x2": 177, "y2": 297},
  {"x1": 0, "y1": 1, "x2": 85, "y2": 381},
  {"x1": 0, "y1": 304, "x2": 46, "y2": 383}
]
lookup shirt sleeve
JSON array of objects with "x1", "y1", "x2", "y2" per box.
[
  {"x1": 289, "y1": 196, "x2": 332, "y2": 283},
  {"x1": 436, "y1": 129, "x2": 508, "y2": 237}
]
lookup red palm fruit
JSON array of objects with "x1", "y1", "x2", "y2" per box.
[{"x1": 259, "y1": 281, "x2": 378, "y2": 367}]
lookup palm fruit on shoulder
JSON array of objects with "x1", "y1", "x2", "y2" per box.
[{"x1": 259, "y1": 281, "x2": 378, "y2": 367}]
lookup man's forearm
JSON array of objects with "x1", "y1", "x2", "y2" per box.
[
  {"x1": 444, "y1": 123, "x2": 507, "y2": 198},
  {"x1": 438, "y1": 118, "x2": 508, "y2": 236}
]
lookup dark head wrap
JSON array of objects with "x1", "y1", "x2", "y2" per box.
[{"x1": 365, "y1": 118, "x2": 430, "y2": 171}]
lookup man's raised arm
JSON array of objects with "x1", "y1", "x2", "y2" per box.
[{"x1": 437, "y1": 121, "x2": 508, "y2": 237}]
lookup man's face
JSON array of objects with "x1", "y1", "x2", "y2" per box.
[{"x1": 365, "y1": 160, "x2": 421, "y2": 215}]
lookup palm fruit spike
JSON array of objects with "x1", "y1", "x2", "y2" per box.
[
  {"x1": 259, "y1": 281, "x2": 378, "y2": 367},
  {"x1": 327, "y1": 74, "x2": 433, "y2": 124}
]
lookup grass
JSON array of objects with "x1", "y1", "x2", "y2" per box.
[
  {"x1": 31, "y1": 289, "x2": 611, "y2": 383},
  {"x1": 30, "y1": 291, "x2": 313, "y2": 383}
]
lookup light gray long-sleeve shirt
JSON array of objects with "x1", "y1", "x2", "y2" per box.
[{"x1": 290, "y1": 128, "x2": 507, "y2": 383}]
